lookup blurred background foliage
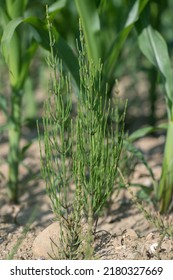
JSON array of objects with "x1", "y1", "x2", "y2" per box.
[{"x1": 1, "y1": 0, "x2": 173, "y2": 123}]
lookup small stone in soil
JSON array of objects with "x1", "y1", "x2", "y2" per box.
[{"x1": 32, "y1": 222, "x2": 61, "y2": 260}]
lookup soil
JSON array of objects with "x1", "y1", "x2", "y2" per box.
[
  {"x1": 1, "y1": 74, "x2": 173, "y2": 260},
  {"x1": 1, "y1": 134, "x2": 173, "y2": 260}
]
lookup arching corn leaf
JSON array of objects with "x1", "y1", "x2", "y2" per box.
[
  {"x1": 138, "y1": 25, "x2": 173, "y2": 116},
  {"x1": 75, "y1": 0, "x2": 101, "y2": 64},
  {"x1": 48, "y1": 0, "x2": 67, "y2": 13},
  {"x1": 103, "y1": 0, "x2": 149, "y2": 84},
  {"x1": 1, "y1": 16, "x2": 79, "y2": 88}
]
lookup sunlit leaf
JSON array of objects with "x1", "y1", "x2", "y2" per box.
[
  {"x1": 48, "y1": 0, "x2": 67, "y2": 13},
  {"x1": 103, "y1": 0, "x2": 149, "y2": 85},
  {"x1": 138, "y1": 25, "x2": 173, "y2": 111},
  {"x1": 6, "y1": 0, "x2": 28, "y2": 19},
  {"x1": 1, "y1": 16, "x2": 79, "y2": 88}
]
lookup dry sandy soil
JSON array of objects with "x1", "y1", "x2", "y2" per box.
[{"x1": 1, "y1": 133, "x2": 173, "y2": 260}]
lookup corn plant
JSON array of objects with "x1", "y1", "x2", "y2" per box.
[
  {"x1": 136, "y1": 11, "x2": 173, "y2": 212},
  {"x1": 0, "y1": 0, "x2": 37, "y2": 202},
  {"x1": 0, "y1": 0, "x2": 73, "y2": 202},
  {"x1": 38, "y1": 15, "x2": 126, "y2": 259}
]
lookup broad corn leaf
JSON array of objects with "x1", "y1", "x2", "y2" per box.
[
  {"x1": 138, "y1": 25, "x2": 173, "y2": 119},
  {"x1": 1, "y1": 16, "x2": 79, "y2": 89},
  {"x1": 129, "y1": 123, "x2": 168, "y2": 142},
  {"x1": 103, "y1": 0, "x2": 149, "y2": 85},
  {"x1": 1, "y1": 18, "x2": 21, "y2": 87},
  {"x1": 125, "y1": 0, "x2": 149, "y2": 27},
  {"x1": 6, "y1": 0, "x2": 28, "y2": 18},
  {"x1": 48, "y1": 0, "x2": 67, "y2": 13}
]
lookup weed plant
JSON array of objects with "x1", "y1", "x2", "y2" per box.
[
  {"x1": 118, "y1": 167, "x2": 173, "y2": 243},
  {"x1": 38, "y1": 16, "x2": 125, "y2": 259}
]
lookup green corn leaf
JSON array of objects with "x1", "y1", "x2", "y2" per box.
[
  {"x1": 24, "y1": 17, "x2": 79, "y2": 86},
  {"x1": 1, "y1": 16, "x2": 79, "y2": 88},
  {"x1": 138, "y1": 25, "x2": 173, "y2": 118},
  {"x1": 0, "y1": 6, "x2": 10, "y2": 30},
  {"x1": 57, "y1": 36, "x2": 80, "y2": 88},
  {"x1": 1, "y1": 17, "x2": 23, "y2": 48},
  {"x1": 24, "y1": 17, "x2": 54, "y2": 49},
  {"x1": 75, "y1": 0, "x2": 101, "y2": 64},
  {"x1": 18, "y1": 41, "x2": 38, "y2": 89},
  {"x1": 7, "y1": 36, "x2": 20, "y2": 88},
  {"x1": 129, "y1": 123, "x2": 168, "y2": 142},
  {"x1": 6, "y1": 0, "x2": 28, "y2": 18},
  {"x1": 48, "y1": 0, "x2": 67, "y2": 13},
  {"x1": 1, "y1": 18, "x2": 21, "y2": 87},
  {"x1": 103, "y1": 0, "x2": 149, "y2": 83},
  {"x1": 20, "y1": 142, "x2": 33, "y2": 160},
  {"x1": 125, "y1": 0, "x2": 149, "y2": 27}
]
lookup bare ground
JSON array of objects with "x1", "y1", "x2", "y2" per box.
[{"x1": 1, "y1": 134, "x2": 173, "y2": 260}]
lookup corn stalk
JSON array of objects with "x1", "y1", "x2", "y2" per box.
[{"x1": 1, "y1": 1, "x2": 31, "y2": 202}]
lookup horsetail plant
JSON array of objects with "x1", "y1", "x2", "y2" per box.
[
  {"x1": 75, "y1": 28, "x2": 125, "y2": 219},
  {"x1": 38, "y1": 16, "x2": 125, "y2": 259}
]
